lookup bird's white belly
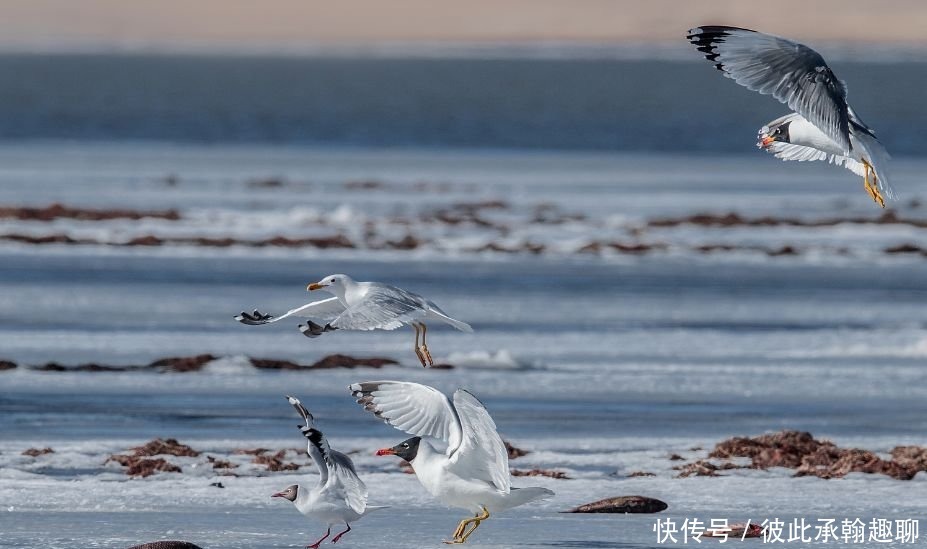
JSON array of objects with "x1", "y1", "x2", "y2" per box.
[
  {"x1": 297, "y1": 496, "x2": 361, "y2": 525},
  {"x1": 416, "y1": 464, "x2": 499, "y2": 514},
  {"x1": 790, "y1": 117, "x2": 847, "y2": 157}
]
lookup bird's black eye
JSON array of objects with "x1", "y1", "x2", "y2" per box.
[{"x1": 402, "y1": 443, "x2": 409, "y2": 448}]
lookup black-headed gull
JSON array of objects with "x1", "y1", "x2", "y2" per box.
[
  {"x1": 350, "y1": 381, "x2": 554, "y2": 544},
  {"x1": 687, "y1": 25, "x2": 894, "y2": 207},
  {"x1": 272, "y1": 396, "x2": 384, "y2": 548},
  {"x1": 236, "y1": 274, "x2": 472, "y2": 367}
]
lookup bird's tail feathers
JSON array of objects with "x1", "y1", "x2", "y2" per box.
[
  {"x1": 504, "y1": 486, "x2": 555, "y2": 508},
  {"x1": 441, "y1": 314, "x2": 474, "y2": 333}
]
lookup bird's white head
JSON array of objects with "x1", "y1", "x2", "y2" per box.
[{"x1": 307, "y1": 274, "x2": 352, "y2": 294}]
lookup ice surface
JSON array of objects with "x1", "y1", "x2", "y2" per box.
[{"x1": 1, "y1": 144, "x2": 926, "y2": 548}]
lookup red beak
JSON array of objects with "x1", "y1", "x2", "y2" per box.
[
  {"x1": 271, "y1": 492, "x2": 285, "y2": 498},
  {"x1": 760, "y1": 136, "x2": 775, "y2": 148},
  {"x1": 375, "y1": 448, "x2": 395, "y2": 456}
]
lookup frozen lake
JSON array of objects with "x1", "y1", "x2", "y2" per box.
[{"x1": 1, "y1": 144, "x2": 926, "y2": 548}]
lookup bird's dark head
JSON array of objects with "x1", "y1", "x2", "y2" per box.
[
  {"x1": 375, "y1": 436, "x2": 421, "y2": 462},
  {"x1": 271, "y1": 484, "x2": 298, "y2": 502},
  {"x1": 759, "y1": 120, "x2": 791, "y2": 148}
]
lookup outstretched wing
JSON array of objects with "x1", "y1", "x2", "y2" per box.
[
  {"x1": 447, "y1": 389, "x2": 510, "y2": 493},
  {"x1": 287, "y1": 396, "x2": 367, "y2": 514},
  {"x1": 288, "y1": 396, "x2": 330, "y2": 485},
  {"x1": 235, "y1": 297, "x2": 344, "y2": 325},
  {"x1": 688, "y1": 25, "x2": 851, "y2": 153},
  {"x1": 349, "y1": 381, "x2": 462, "y2": 450},
  {"x1": 331, "y1": 285, "x2": 427, "y2": 331},
  {"x1": 761, "y1": 138, "x2": 866, "y2": 177}
]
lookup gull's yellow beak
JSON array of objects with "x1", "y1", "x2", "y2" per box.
[
  {"x1": 307, "y1": 282, "x2": 326, "y2": 291},
  {"x1": 760, "y1": 135, "x2": 775, "y2": 148}
]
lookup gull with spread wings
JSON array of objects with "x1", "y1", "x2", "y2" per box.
[
  {"x1": 272, "y1": 396, "x2": 385, "y2": 548},
  {"x1": 236, "y1": 274, "x2": 472, "y2": 367},
  {"x1": 687, "y1": 25, "x2": 894, "y2": 207},
  {"x1": 351, "y1": 381, "x2": 554, "y2": 544}
]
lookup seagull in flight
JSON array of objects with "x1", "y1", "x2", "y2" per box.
[
  {"x1": 272, "y1": 396, "x2": 385, "y2": 548},
  {"x1": 351, "y1": 381, "x2": 554, "y2": 544},
  {"x1": 236, "y1": 274, "x2": 472, "y2": 367},
  {"x1": 687, "y1": 25, "x2": 894, "y2": 207}
]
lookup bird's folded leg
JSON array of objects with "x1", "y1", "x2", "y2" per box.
[
  {"x1": 307, "y1": 527, "x2": 331, "y2": 549},
  {"x1": 443, "y1": 507, "x2": 489, "y2": 544},
  {"x1": 413, "y1": 323, "x2": 427, "y2": 367},
  {"x1": 457, "y1": 507, "x2": 490, "y2": 543},
  {"x1": 862, "y1": 161, "x2": 885, "y2": 208},
  {"x1": 420, "y1": 323, "x2": 434, "y2": 367}
]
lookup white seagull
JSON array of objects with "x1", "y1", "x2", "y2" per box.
[
  {"x1": 687, "y1": 25, "x2": 894, "y2": 207},
  {"x1": 350, "y1": 381, "x2": 554, "y2": 544},
  {"x1": 236, "y1": 274, "x2": 472, "y2": 367},
  {"x1": 272, "y1": 396, "x2": 384, "y2": 548}
]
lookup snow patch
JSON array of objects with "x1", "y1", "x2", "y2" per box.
[
  {"x1": 203, "y1": 355, "x2": 257, "y2": 375},
  {"x1": 444, "y1": 349, "x2": 537, "y2": 370}
]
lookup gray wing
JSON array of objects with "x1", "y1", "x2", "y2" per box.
[
  {"x1": 325, "y1": 450, "x2": 368, "y2": 516},
  {"x1": 349, "y1": 381, "x2": 463, "y2": 450},
  {"x1": 447, "y1": 389, "x2": 511, "y2": 493},
  {"x1": 236, "y1": 297, "x2": 344, "y2": 325},
  {"x1": 331, "y1": 285, "x2": 428, "y2": 331},
  {"x1": 688, "y1": 26, "x2": 851, "y2": 152},
  {"x1": 288, "y1": 396, "x2": 367, "y2": 514}
]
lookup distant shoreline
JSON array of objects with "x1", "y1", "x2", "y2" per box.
[{"x1": 0, "y1": 41, "x2": 926, "y2": 63}]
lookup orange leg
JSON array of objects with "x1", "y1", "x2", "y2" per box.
[{"x1": 862, "y1": 161, "x2": 885, "y2": 208}]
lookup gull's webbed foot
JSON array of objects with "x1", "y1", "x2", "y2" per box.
[
  {"x1": 443, "y1": 517, "x2": 473, "y2": 543},
  {"x1": 236, "y1": 309, "x2": 273, "y2": 325},
  {"x1": 862, "y1": 163, "x2": 885, "y2": 208},
  {"x1": 414, "y1": 346, "x2": 427, "y2": 367},
  {"x1": 299, "y1": 321, "x2": 326, "y2": 338},
  {"x1": 870, "y1": 184, "x2": 885, "y2": 209},
  {"x1": 863, "y1": 179, "x2": 883, "y2": 207},
  {"x1": 420, "y1": 344, "x2": 434, "y2": 367},
  {"x1": 299, "y1": 322, "x2": 338, "y2": 338}
]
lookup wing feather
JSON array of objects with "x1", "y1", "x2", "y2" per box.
[
  {"x1": 349, "y1": 381, "x2": 462, "y2": 450},
  {"x1": 236, "y1": 297, "x2": 344, "y2": 325},
  {"x1": 331, "y1": 285, "x2": 427, "y2": 331},
  {"x1": 447, "y1": 390, "x2": 511, "y2": 493},
  {"x1": 758, "y1": 122, "x2": 867, "y2": 177},
  {"x1": 327, "y1": 450, "x2": 368, "y2": 515},
  {"x1": 763, "y1": 140, "x2": 866, "y2": 176},
  {"x1": 288, "y1": 396, "x2": 367, "y2": 514}
]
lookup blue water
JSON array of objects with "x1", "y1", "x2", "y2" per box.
[{"x1": 0, "y1": 55, "x2": 924, "y2": 153}]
